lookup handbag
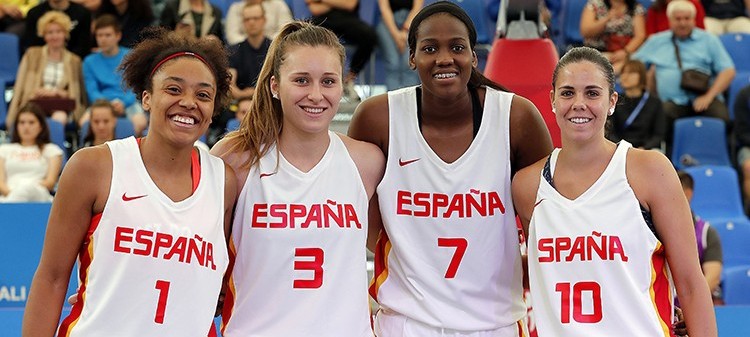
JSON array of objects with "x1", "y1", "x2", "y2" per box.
[
  {"x1": 672, "y1": 36, "x2": 710, "y2": 94},
  {"x1": 28, "y1": 96, "x2": 76, "y2": 116}
]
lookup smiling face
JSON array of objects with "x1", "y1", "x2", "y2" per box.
[
  {"x1": 142, "y1": 57, "x2": 216, "y2": 146},
  {"x1": 270, "y1": 45, "x2": 342, "y2": 136},
  {"x1": 410, "y1": 13, "x2": 477, "y2": 99},
  {"x1": 551, "y1": 61, "x2": 617, "y2": 144},
  {"x1": 43, "y1": 22, "x2": 66, "y2": 49}
]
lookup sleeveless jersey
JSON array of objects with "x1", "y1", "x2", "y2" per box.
[
  {"x1": 371, "y1": 86, "x2": 526, "y2": 330},
  {"x1": 528, "y1": 141, "x2": 674, "y2": 337},
  {"x1": 222, "y1": 131, "x2": 373, "y2": 337},
  {"x1": 58, "y1": 137, "x2": 229, "y2": 337}
]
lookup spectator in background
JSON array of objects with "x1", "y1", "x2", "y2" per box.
[
  {"x1": 633, "y1": 0, "x2": 734, "y2": 152},
  {"x1": 0, "y1": 103, "x2": 63, "y2": 202},
  {"x1": 160, "y1": 0, "x2": 223, "y2": 40},
  {"x1": 701, "y1": 0, "x2": 750, "y2": 34},
  {"x1": 580, "y1": 0, "x2": 647, "y2": 73},
  {"x1": 96, "y1": 0, "x2": 155, "y2": 48},
  {"x1": 376, "y1": 0, "x2": 422, "y2": 91},
  {"x1": 733, "y1": 84, "x2": 750, "y2": 210},
  {"x1": 234, "y1": 95, "x2": 251, "y2": 122},
  {"x1": 308, "y1": 0, "x2": 377, "y2": 102},
  {"x1": 81, "y1": 99, "x2": 116, "y2": 147},
  {"x1": 82, "y1": 14, "x2": 147, "y2": 134},
  {"x1": 608, "y1": 59, "x2": 665, "y2": 149},
  {"x1": 678, "y1": 170, "x2": 724, "y2": 303},
  {"x1": 0, "y1": 0, "x2": 39, "y2": 37},
  {"x1": 22, "y1": 0, "x2": 91, "y2": 58},
  {"x1": 228, "y1": 2, "x2": 270, "y2": 100},
  {"x1": 646, "y1": 0, "x2": 706, "y2": 36},
  {"x1": 225, "y1": 0, "x2": 292, "y2": 44},
  {"x1": 7, "y1": 11, "x2": 85, "y2": 127}
]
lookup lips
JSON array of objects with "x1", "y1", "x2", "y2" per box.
[
  {"x1": 170, "y1": 114, "x2": 197, "y2": 125},
  {"x1": 433, "y1": 72, "x2": 457, "y2": 79},
  {"x1": 301, "y1": 106, "x2": 325, "y2": 114},
  {"x1": 569, "y1": 117, "x2": 592, "y2": 124}
]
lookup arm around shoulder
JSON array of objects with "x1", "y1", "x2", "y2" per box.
[{"x1": 348, "y1": 93, "x2": 390, "y2": 154}]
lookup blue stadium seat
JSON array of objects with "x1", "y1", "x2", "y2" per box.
[
  {"x1": 207, "y1": 0, "x2": 231, "y2": 18},
  {"x1": 709, "y1": 218, "x2": 750, "y2": 268},
  {"x1": 114, "y1": 118, "x2": 135, "y2": 140},
  {"x1": 0, "y1": 81, "x2": 6, "y2": 130},
  {"x1": 722, "y1": 265, "x2": 750, "y2": 305},
  {"x1": 226, "y1": 118, "x2": 240, "y2": 133},
  {"x1": 671, "y1": 117, "x2": 731, "y2": 169},
  {"x1": 559, "y1": 0, "x2": 587, "y2": 52},
  {"x1": 0, "y1": 33, "x2": 19, "y2": 87},
  {"x1": 728, "y1": 71, "x2": 750, "y2": 120},
  {"x1": 290, "y1": 0, "x2": 312, "y2": 20},
  {"x1": 46, "y1": 118, "x2": 68, "y2": 166},
  {"x1": 0, "y1": 203, "x2": 78, "y2": 308},
  {"x1": 684, "y1": 165, "x2": 746, "y2": 223},
  {"x1": 719, "y1": 33, "x2": 750, "y2": 73}
]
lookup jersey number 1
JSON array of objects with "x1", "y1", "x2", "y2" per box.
[
  {"x1": 154, "y1": 280, "x2": 170, "y2": 324},
  {"x1": 555, "y1": 281, "x2": 602, "y2": 324},
  {"x1": 438, "y1": 238, "x2": 467, "y2": 278}
]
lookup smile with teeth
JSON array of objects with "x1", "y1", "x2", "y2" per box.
[
  {"x1": 570, "y1": 117, "x2": 592, "y2": 124},
  {"x1": 434, "y1": 72, "x2": 457, "y2": 79},
  {"x1": 303, "y1": 107, "x2": 325, "y2": 114},
  {"x1": 171, "y1": 115, "x2": 196, "y2": 125}
]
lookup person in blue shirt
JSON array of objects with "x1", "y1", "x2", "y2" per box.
[
  {"x1": 632, "y1": 0, "x2": 734, "y2": 153},
  {"x1": 82, "y1": 14, "x2": 148, "y2": 135}
]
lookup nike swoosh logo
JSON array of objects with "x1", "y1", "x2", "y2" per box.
[
  {"x1": 122, "y1": 193, "x2": 147, "y2": 202},
  {"x1": 398, "y1": 158, "x2": 420, "y2": 167},
  {"x1": 259, "y1": 172, "x2": 276, "y2": 178}
]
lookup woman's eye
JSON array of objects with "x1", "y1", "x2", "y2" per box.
[
  {"x1": 295, "y1": 78, "x2": 309, "y2": 84},
  {"x1": 423, "y1": 46, "x2": 436, "y2": 53},
  {"x1": 452, "y1": 45, "x2": 466, "y2": 52},
  {"x1": 322, "y1": 78, "x2": 336, "y2": 86}
]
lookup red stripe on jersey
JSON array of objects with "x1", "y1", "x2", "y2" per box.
[
  {"x1": 57, "y1": 214, "x2": 102, "y2": 336},
  {"x1": 368, "y1": 231, "x2": 392, "y2": 301},
  {"x1": 207, "y1": 321, "x2": 218, "y2": 337},
  {"x1": 650, "y1": 243, "x2": 675, "y2": 337},
  {"x1": 137, "y1": 137, "x2": 201, "y2": 192},
  {"x1": 220, "y1": 239, "x2": 238, "y2": 334}
]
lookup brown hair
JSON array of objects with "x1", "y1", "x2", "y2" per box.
[
  {"x1": 119, "y1": 27, "x2": 232, "y2": 117},
  {"x1": 83, "y1": 99, "x2": 117, "y2": 145},
  {"x1": 222, "y1": 21, "x2": 345, "y2": 169},
  {"x1": 93, "y1": 14, "x2": 121, "y2": 33},
  {"x1": 11, "y1": 103, "x2": 51, "y2": 151},
  {"x1": 621, "y1": 59, "x2": 647, "y2": 89}
]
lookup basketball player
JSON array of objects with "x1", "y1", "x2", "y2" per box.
[
  {"x1": 210, "y1": 21, "x2": 384, "y2": 336},
  {"x1": 348, "y1": 2, "x2": 552, "y2": 336},
  {"x1": 512, "y1": 47, "x2": 717, "y2": 336},
  {"x1": 22, "y1": 27, "x2": 237, "y2": 336}
]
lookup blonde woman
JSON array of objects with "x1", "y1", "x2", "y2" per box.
[{"x1": 7, "y1": 11, "x2": 85, "y2": 127}]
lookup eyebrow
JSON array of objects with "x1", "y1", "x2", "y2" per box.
[
  {"x1": 164, "y1": 76, "x2": 215, "y2": 89},
  {"x1": 558, "y1": 85, "x2": 605, "y2": 90}
]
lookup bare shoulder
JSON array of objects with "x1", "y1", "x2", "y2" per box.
[
  {"x1": 626, "y1": 148, "x2": 678, "y2": 207},
  {"x1": 348, "y1": 93, "x2": 390, "y2": 151},
  {"x1": 65, "y1": 145, "x2": 112, "y2": 180},
  {"x1": 57, "y1": 145, "x2": 113, "y2": 213},
  {"x1": 211, "y1": 137, "x2": 252, "y2": 196},
  {"x1": 507, "y1": 93, "x2": 553, "y2": 174},
  {"x1": 512, "y1": 157, "x2": 546, "y2": 206},
  {"x1": 337, "y1": 133, "x2": 385, "y2": 196}
]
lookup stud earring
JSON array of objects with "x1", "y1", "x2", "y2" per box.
[
  {"x1": 272, "y1": 92, "x2": 278, "y2": 99},
  {"x1": 608, "y1": 108, "x2": 615, "y2": 116},
  {"x1": 551, "y1": 107, "x2": 557, "y2": 114}
]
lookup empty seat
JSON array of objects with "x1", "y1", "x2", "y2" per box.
[
  {"x1": 709, "y1": 218, "x2": 750, "y2": 268},
  {"x1": 0, "y1": 33, "x2": 19, "y2": 87},
  {"x1": 722, "y1": 265, "x2": 750, "y2": 305},
  {"x1": 671, "y1": 117, "x2": 731, "y2": 169},
  {"x1": 684, "y1": 165, "x2": 745, "y2": 223},
  {"x1": 484, "y1": 37, "x2": 561, "y2": 147},
  {"x1": 728, "y1": 71, "x2": 750, "y2": 120},
  {"x1": 719, "y1": 33, "x2": 750, "y2": 73},
  {"x1": 46, "y1": 118, "x2": 68, "y2": 166}
]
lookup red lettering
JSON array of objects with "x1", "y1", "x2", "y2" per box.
[
  {"x1": 432, "y1": 193, "x2": 449, "y2": 217},
  {"x1": 114, "y1": 227, "x2": 133, "y2": 253},
  {"x1": 289, "y1": 204, "x2": 306, "y2": 228},
  {"x1": 413, "y1": 192, "x2": 430, "y2": 217},
  {"x1": 609, "y1": 236, "x2": 628, "y2": 261},
  {"x1": 538, "y1": 238, "x2": 554, "y2": 263},
  {"x1": 344, "y1": 204, "x2": 362, "y2": 229},
  {"x1": 396, "y1": 190, "x2": 411, "y2": 216},
  {"x1": 252, "y1": 204, "x2": 268, "y2": 228},
  {"x1": 269, "y1": 204, "x2": 286, "y2": 228},
  {"x1": 133, "y1": 229, "x2": 154, "y2": 256}
]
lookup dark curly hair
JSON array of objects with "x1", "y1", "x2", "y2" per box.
[{"x1": 119, "y1": 27, "x2": 232, "y2": 116}]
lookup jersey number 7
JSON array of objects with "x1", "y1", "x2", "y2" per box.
[{"x1": 438, "y1": 238, "x2": 467, "y2": 278}]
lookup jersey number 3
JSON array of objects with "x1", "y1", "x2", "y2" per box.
[
  {"x1": 294, "y1": 247, "x2": 324, "y2": 288},
  {"x1": 438, "y1": 238, "x2": 467, "y2": 278},
  {"x1": 556, "y1": 281, "x2": 603, "y2": 324}
]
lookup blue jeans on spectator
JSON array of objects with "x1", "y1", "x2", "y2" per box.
[{"x1": 376, "y1": 9, "x2": 419, "y2": 91}]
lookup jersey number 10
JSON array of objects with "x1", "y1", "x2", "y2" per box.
[{"x1": 555, "y1": 281, "x2": 603, "y2": 324}]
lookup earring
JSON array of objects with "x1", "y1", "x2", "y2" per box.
[
  {"x1": 551, "y1": 107, "x2": 557, "y2": 114},
  {"x1": 272, "y1": 92, "x2": 278, "y2": 99},
  {"x1": 608, "y1": 108, "x2": 615, "y2": 116}
]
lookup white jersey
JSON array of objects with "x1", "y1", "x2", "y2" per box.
[
  {"x1": 58, "y1": 137, "x2": 228, "y2": 337},
  {"x1": 222, "y1": 131, "x2": 373, "y2": 337},
  {"x1": 528, "y1": 141, "x2": 674, "y2": 337},
  {"x1": 371, "y1": 86, "x2": 526, "y2": 331}
]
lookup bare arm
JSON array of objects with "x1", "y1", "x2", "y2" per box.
[
  {"x1": 22, "y1": 147, "x2": 111, "y2": 337},
  {"x1": 0, "y1": 157, "x2": 8, "y2": 196},
  {"x1": 624, "y1": 13, "x2": 646, "y2": 54},
  {"x1": 629, "y1": 150, "x2": 717, "y2": 337},
  {"x1": 694, "y1": 67, "x2": 736, "y2": 112},
  {"x1": 702, "y1": 261, "x2": 722, "y2": 292},
  {"x1": 580, "y1": 4, "x2": 610, "y2": 38},
  {"x1": 40, "y1": 153, "x2": 62, "y2": 191},
  {"x1": 509, "y1": 95, "x2": 553, "y2": 177},
  {"x1": 229, "y1": 68, "x2": 256, "y2": 100}
]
